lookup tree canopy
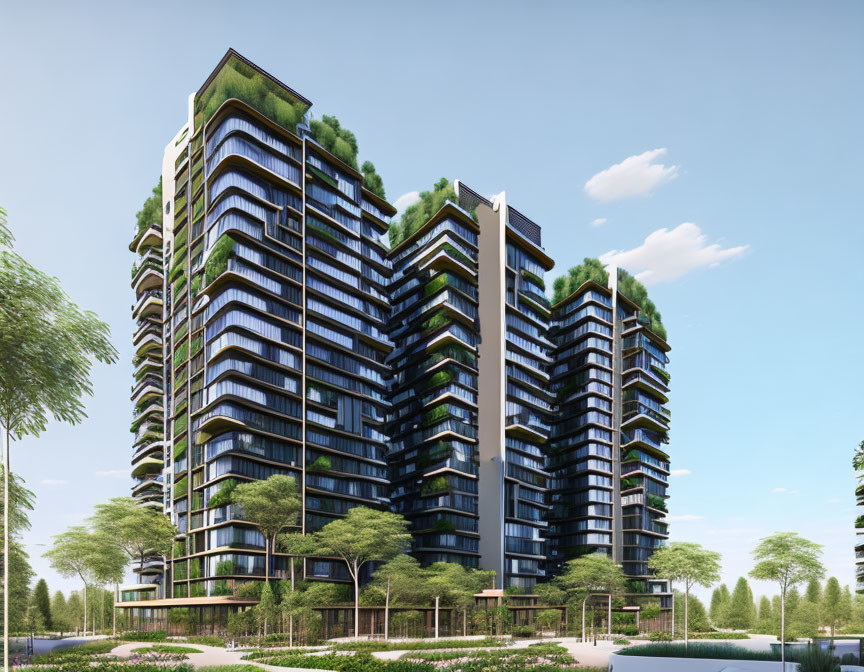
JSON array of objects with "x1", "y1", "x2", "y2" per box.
[
  {"x1": 134, "y1": 178, "x2": 162, "y2": 238},
  {"x1": 551, "y1": 258, "x2": 610, "y2": 304},
  {"x1": 389, "y1": 178, "x2": 461, "y2": 248},
  {"x1": 90, "y1": 497, "x2": 177, "y2": 572}
]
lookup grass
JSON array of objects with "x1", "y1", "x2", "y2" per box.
[
  {"x1": 617, "y1": 642, "x2": 783, "y2": 661},
  {"x1": 332, "y1": 638, "x2": 506, "y2": 652},
  {"x1": 30, "y1": 638, "x2": 122, "y2": 662},
  {"x1": 690, "y1": 632, "x2": 750, "y2": 640},
  {"x1": 401, "y1": 643, "x2": 569, "y2": 662},
  {"x1": 131, "y1": 645, "x2": 202, "y2": 654},
  {"x1": 251, "y1": 652, "x2": 434, "y2": 672}
]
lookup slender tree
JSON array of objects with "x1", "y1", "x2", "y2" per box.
[
  {"x1": 822, "y1": 577, "x2": 843, "y2": 636},
  {"x1": 50, "y1": 591, "x2": 68, "y2": 636},
  {"x1": 311, "y1": 507, "x2": 411, "y2": 639},
  {"x1": 649, "y1": 542, "x2": 722, "y2": 645},
  {"x1": 30, "y1": 579, "x2": 51, "y2": 631},
  {"x1": 553, "y1": 554, "x2": 626, "y2": 642},
  {"x1": 370, "y1": 554, "x2": 425, "y2": 640},
  {"x1": 425, "y1": 562, "x2": 494, "y2": 638},
  {"x1": 727, "y1": 577, "x2": 755, "y2": 629},
  {"x1": 750, "y1": 532, "x2": 824, "y2": 672},
  {"x1": 43, "y1": 527, "x2": 125, "y2": 638},
  {"x1": 805, "y1": 578, "x2": 822, "y2": 604},
  {"x1": 231, "y1": 475, "x2": 301, "y2": 583},
  {"x1": 709, "y1": 584, "x2": 730, "y2": 627},
  {"x1": 0, "y1": 207, "x2": 117, "y2": 670}
]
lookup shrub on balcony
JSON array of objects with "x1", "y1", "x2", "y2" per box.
[
  {"x1": 190, "y1": 336, "x2": 203, "y2": 357},
  {"x1": 361, "y1": 161, "x2": 386, "y2": 200},
  {"x1": 135, "y1": 178, "x2": 162, "y2": 238},
  {"x1": 205, "y1": 235, "x2": 235, "y2": 285},
  {"x1": 422, "y1": 311, "x2": 452, "y2": 335},
  {"x1": 310, "y1": 115, "x2": 359, "y2": 169},
  {"x1": 174, "y1": 342, "x2": 189, "y2": 368},
  {"x1": 422, "y1": 404, "x2": 451, "y2": 426},
  {"x1": 521, "y1": 268, "x2": 546, "y2": 290},
  {"x1": 215, "y1": 560, "x2": 236, "y2": 577},
  {"x1": 646, "y1": 494, "x2": 667, "y2": 512},
  {"x1": 855, "y1": 515, "x2": 864, "y2": 529},
  {"x1": 190, "y1": 275, "x2": 202, "y2": 298},
  {"x1": 427, "y1": 369, "x2": 452, "y2": 389},
  {"x1": 174, "y1": 412, "x2": 188, "y2": 436},
  {"x1": 424, "y1": 273, "x2": 450, "y2": 298},
  {"x1": 174, "y1": 475, "x2": 188, "y2": 494},
  {"x1": 308, "y1": 455, "x2": 332, "y2": 473},
  {"x1": 441, "y1": 243, "x2": 472, "y2": 267},
  {"x1": 431, "y1": 518, "x2": 456, "y2": 532},
  {"x1": 421, "y1": 475, "x2": 449, "y2": 495},
  {"x1": 617, "y1": 268, "x2": 667, "y2": 340},
  {"x1": 621, "y1": 477, "x2": 642, "y2": 490},
  {"x1": 173, "y1": 437, "x2": 188, "y2": 460}
]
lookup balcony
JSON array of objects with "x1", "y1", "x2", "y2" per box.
[
  {"x1": 134, "y1": 332, "x2": 163, "y2": 358},
  {"x1": 132, "y1": 290, "x2": 163, "y2": 321},
  {"x1": 506, "y1": 412, "x2": 550, "y2": 441}
]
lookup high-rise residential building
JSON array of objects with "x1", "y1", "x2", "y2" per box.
[
  {"x1": 386, "y1": 182, "x2": 554, "y2": 590},
  {"x1": 547, "y1": 263, "x2": 672, "y2": 606},
  {"x1": 122, "y1": 50, "x2": 674, "y2": 622},
  {"x1": 143, "y1": 49, "x2": 395, "y2": 603}
]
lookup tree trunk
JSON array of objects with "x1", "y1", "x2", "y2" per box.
[
  {"x1": 435, "y1": 596, "x2": 439, "y2": 639},
  {"x1": 3, "y1": 426, "x2": 10, "y2": 672},
  {"x1": 353, "y1": 562, "x2": 360, "y2": 640},
  {"x1": 83, "y1": 581, "x2": 88, "y2": 637},
  {"x1": 265, "y1": 537, "x2": 270, "y2": 584},
  {"x1": 582, "y1": 597, "x2": 588, "y2": 643},
  {"x1": 384, "y1": 578, "x2": 390, "y2": 641},
  {"x1": 670, "y1": 580, "x2": 675, "y2": 639},
  {"x1": 289, "y1": 559, "x2": 294, "y2": 648},
  {"x1": 780, "y1": 588, "x2": 786, "y2": 672},
  {"x1": 684, "y1": 584, "x2": 689, "y2": 647},
  {"x1": 113, "y1": 584, "x2": 117, "y2": 638}
]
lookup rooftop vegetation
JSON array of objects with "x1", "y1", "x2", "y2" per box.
[
  {"x1": 195, "y1": 54, "x2": 309, "y2": 132},
  {"x1": 309, "y1": 116, "x2": 386, "y2": 198},
  {"x1": 551, "y1": 258, "x2": 608, "y2": 304},
  {"x1": 617, "y1": 268, "x2": 667, "y2": 341},
  {"x1": 551, "y1": 259, "x2": 667, "y2": 340},
  {"x1": 135, "y1": 178, "x2": 162, "y2": 238},
  {"x1": 361, "y1": 161, "x2": 386, "y2": 200},
  {"x1": 389, "y1": 178, "x2": 461, "y2": 248}
]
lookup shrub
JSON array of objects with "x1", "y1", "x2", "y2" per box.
[
  {"x1": 122, "y1": 631, "x2": 168, "y2": 642},
  {"x1": 613, "y1": 638, "x2": 630, "y2": 645},
  {"x1": 647, "y1": 630, "x2": 673, "y2": 642},
  {"x1": 333, "y1": 638, "x2": 506, "y2": 652},
  {"x1": 131, "y1": 645, "x2": 202, "y2": 654},
  {"x1": 619, "y1": 642, "x2": 779, "y2": 661},
  {"x1": 511, "y1": 625, "x2": 536, "y2": 638},
  {"x1": 389, "y1": 178, "x2": 465, "y2": 247},
  {"x1": 796, "y1": 646, "x2": 841, "y2": 672},
  {"x1": 205, "y1": 235, "x2": 235, "y2": 286},
  {"x1": 186, "y1": 634, "x2": 226, "y2": 646},
  {"x1": 254, "y1": 652, "x2": 434, "y2": 672}
]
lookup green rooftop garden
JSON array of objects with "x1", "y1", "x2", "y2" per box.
[
  {"x1": 308, "y1": 116, "x2": 387, "y2": 200},
  {"x1": 551, "y1": 259, "x2": 667, "y2": 340},
  {"x1": 194, "y1": 54, "x2": 310, "y2": 132},
  {"x1": 134, "y1": 177, "x2": 162, "y2": 239},
  {"x1": 389, "y1": 178, "x2": 475, "y2": 248}
]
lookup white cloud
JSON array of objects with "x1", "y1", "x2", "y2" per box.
[
  {"x1": 392, "y1": 191, "x2": 420, "y2": 218},
  {"x1": 94, "y1": 469, "x2": 128, "y2": 479},
  {"x1": 584, "y1": 148, "x2": 679, "y2": 202},
  {"x1": 669, "y1": 469, "x2": 691, "y2": 477},
  {"x1": 599, "y1": 222, "x2": 748, "y2": 285},
  {"x1": 666, "y1": 514, "x2": 704, "y2": 522},
  {"x1": 771, "y1": 487, "x2": 800, "y2": 495},
  {"x1": 40, "y1": 479, "x2": 67, "y2": 486},
  {"x1": 589, "y1": 218, "x2": 607, "y2": 228}
]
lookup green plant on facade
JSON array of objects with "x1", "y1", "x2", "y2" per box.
[
  {"x1": 195, "y1": 53, "x2": 310, "y2": 132},
  {"x1": 361, "y1": 161, "x2": 386, "y2": 199},
  {"x1": 421, "y1": 475, "x2": 449, "y2": 496},
  {"x1": 209, "y1": 479, "x2": 238, "y2": 507},
  {"x1": 308, "y1": 455, "x2": 332, "y2": 473},
  {"x1": 617, "y1": 268, "x2": 667, "y2": 340},
  {"x1": 422, "y1": 404, "x2": 451, "y2": 426},
  {"x1": 174, "y1": 342, "x2": 189, "y2": 368},
  {"x1": 310, "y1": 115, "x2": 359, "y2": 169},
  {"x1": 205, "y1": 235, "x2": 236, "y2": 285},
  {"x1": 135, "y1": 178, "x2": 162, "y2": 238}
]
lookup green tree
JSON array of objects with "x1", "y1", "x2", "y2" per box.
[
  {"x1": 43, "y1": 527, "x2": 125, "y2": 638},
  {"x1": 50, "y1": 591, "x2": 68, "y2": 635},
  {"x1": 674, "y1": 591, "x2": 711, "y2": 633},
  {"x1": 360, "y1": 161, "x2": 386, "y2": 200},
  {"x1": 90, "y1": 497, "x2": 177, "y2": 574},
  {"x1": 231, "y1": 475, "x2": 301, "y2": 583},
  {"x1": 749, "y1": 532, "x2": 825, "y2": 670},
  {"x1": 838, "y1": 585, "x2": 853, "y2": 631},
  {"x1": 805, "y1": 578, "x2": 822, "y2": 604},
  {"x1": 389, "y1": 178, "x2": 460, "y2": 247},
  {"x1": 425, "y1": 562, "x2": 494, "y2": 638},
  {"x1": 0, "y1": 469, "x2": 34, "y2": 638},
  {"x1": 648, "y1": 542, "x2": 722, "y2": 644},
  {"x1": 554, "y1": 553, "x2": 626, "y2": 642},
  {"x1": 552, "y1": 258, "x2": 610, "y2": 304},
  {"x1": 369, "y1": 554, "x2": 425, "y2": 640},
  {"x1": 254, "y1": 581, "x2": 278, "y2": 636},
  {"x1": 30, "y1": 579, "x2": 51, "y2": 631},
  {"x1": 709, "y1": 584, "x2": 730, "y2": 627},
  {"x1": 754, "y1": 595, "x2": 774, "y2": 633},
  {"x1": 311, "y1": 507, "x2": 411, "y2": 639},
  {"x1": 822, "y1": 577, "x2": 843, "y2": 636},
  {"x1": 65, "y1": 592, "x2": 83, "y2": 634},
  {"x1": 0, "y1": 208, "x2": 117, "y2": 667},
  {"x1": 727, "y1": 577, "x2": 756, "y2": 630}
]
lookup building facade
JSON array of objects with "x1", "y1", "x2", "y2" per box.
[
  {"x1": 547, "y1": 269, "x2": 672, "y2": 606},
  {"x1": 123, "y1": 50, "x2": 672, "y2": 613}
]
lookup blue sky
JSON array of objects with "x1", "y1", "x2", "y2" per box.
[{"x1": 1, "y1": 0, "x2": 862, "y2": 603}]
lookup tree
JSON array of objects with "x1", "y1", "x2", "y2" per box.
[
  {"x1": 370, "y1": 554, "x2": 425, "y2": 640},
  {"x1": 554, "y1": 553, "x2": 626, "y2": 642},
  {"x1": 90, "y1": 497, "x2": 177, "y2": 574},
  {"x1": 648, "y1": 542, "x2": 722, "y2": 644},
  {"x1": 65, "y1": 592, "x2": 83, "y2": 633},
  {"x1": 839, "y1": 585, "x2": 854, "y2": 631},
  {"x1": 709, "y1": 584, "x2": 730, "y2": 627},
  {"x1": 231, "y1": 475, "x2": 301, "y2": 583},
  {"x1": 0, "y1": 469, "x2": 34, "y2": 637},
  {"x1": 30, "y1": 579, "x2": 51, "y2": 631},
  {"x1": 425, "y1": 562, "x2": 493, "y2": 638},
  {"x1": 536, "y1": 609, "x2": 563, "y2": 636},
  {"x1": 674, "y1": 591, "x2": 711, "y2": 633},
  {"x1": 43, "y1": 527, "x2": 125, "y2": 638},
  {"x1": 727, "y1": 577, "x2": 755, "y2": 630},
  {"x1": 805, "y1": 578, "x2": 822, "y2": 605},
  {"x1": 0, "y1": 208, "x2": 117, "y2": 670},
  {"x1": 755, "y1": 595, "x2": 774, "y2": 633},
  {"x1": 311, "y1": 507, "x2": 411, "y2": 639},
  {"x1": 50, "y1": 591, "x2": 68, "y2": 635},
  {"x1": 749, "y1": 532, "x2": 825, "y2": 671},
  {"x1": 254, "y1": 581, "x2": 278, "y2": 636},
  {"x1": 822, "y1": 578, "x2": 843, "y2": 636}
]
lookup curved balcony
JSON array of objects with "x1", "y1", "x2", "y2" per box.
[
  {"x1": 132, "y1": 319, "x2": 162, "y2": 347},
  {"x1": 132, "y1": 291, "x2": 164, "y2": 321},
  {"x1": 134, "y1": 332, "x2": 163, "y2": 358},
  {"x1": 131, "y1": 455, "x2": 163, "y2": 479},
  {"x1": 132, "y1": 439, "x2": 164, "y2": 465},
  {"x1": 131, "y1": 377, "x2": 163, "y2": 404},
  {"x1": 130, "y1": 223, "x2": 162, "y2": 254},
  {"x1": 132, "y1": 475, "x2": 163, "y2": 497}
]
